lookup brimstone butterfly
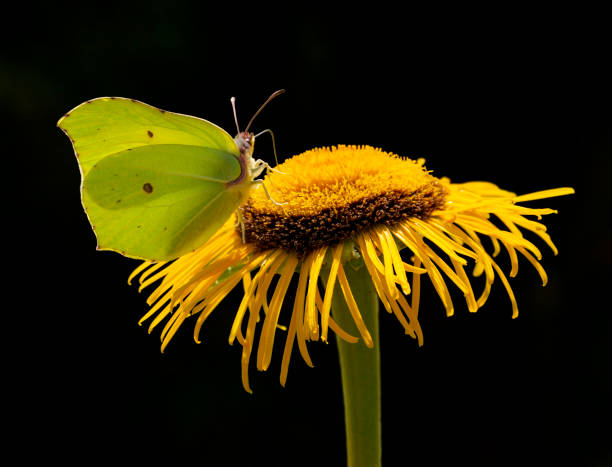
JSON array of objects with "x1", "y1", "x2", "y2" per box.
[{"x1": 58, "y1": 90, "x2": 284, "y2": 261}]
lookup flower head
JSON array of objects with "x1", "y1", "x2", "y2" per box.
[{"x1": 129, "y1": 145, "x2": 573, "y2": 392}]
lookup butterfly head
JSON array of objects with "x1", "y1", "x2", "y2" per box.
[{"x1": 234, "y1": 131, "x2": 255, "y2": 159}]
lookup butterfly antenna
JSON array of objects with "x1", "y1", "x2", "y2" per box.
[
  {"x1": 245, "y1": 89, "x2": 285, "y2": 133},
  {"x1": 230, "y1": 96, "x2": 241, "y2": 134}
]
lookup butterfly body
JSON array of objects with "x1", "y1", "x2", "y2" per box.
[{"x1": 228, "y1": 131, "x2": 256, "y2": 188}]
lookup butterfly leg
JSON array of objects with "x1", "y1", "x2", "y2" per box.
[
  {"x1": 235, "y1": 208, "x2": 247, "y2": 243},
  {"x1": 254, "y1": 128, "x2": 281, "y2": 166},
  {"x1": 252, "y1": 158, "x2": 286, "y2": 176},
  {"x1": 251, "y1": 179, "x2": 287, "y2": 206},
  {"x1": 260, "y1": 172, "x2": 287, "y2": 206}
]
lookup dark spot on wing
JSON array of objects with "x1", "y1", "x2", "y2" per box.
[
  {"x1": 159, "y1": 109, "x2": 166, "y2": 114},
  {"x1": 147, "y1": 130, "x2": 154, "y2": 138},
  {"x1": 143, "y1": 183, "x2": 154, "y2": 193},
  {"x1": 116, "y1": 199, "x2": 121, "y2": 204}
]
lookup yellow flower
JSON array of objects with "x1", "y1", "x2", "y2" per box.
[{"x1": 129, "y1": 145, "x2": 574, "y2": 393}]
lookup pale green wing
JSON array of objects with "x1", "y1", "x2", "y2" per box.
[
  {"x1": 57, "y1": 97, "x2": 239, "y2": 177},
  {"x1": 57, "y1": 97, "x2": 247, "y2": 261},
  {"x1": 83, "y1": 144, "x2": 246, "y2": 261}
]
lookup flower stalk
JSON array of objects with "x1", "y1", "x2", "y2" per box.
[{"x1": 326, "y1": 261, "x2": 382, "y2": 467}]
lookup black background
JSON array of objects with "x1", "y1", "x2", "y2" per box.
[{"x1": 5, "y1": 3, "x2": 611, "y2": 466}]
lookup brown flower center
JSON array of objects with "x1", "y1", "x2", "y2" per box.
[{"x1": 239, "y1": 145, "x2": 447, "y2": 254}]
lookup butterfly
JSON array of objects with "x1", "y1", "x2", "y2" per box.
[{"x1": 57, "y1": 90, "x2": 284, "y2": 261}]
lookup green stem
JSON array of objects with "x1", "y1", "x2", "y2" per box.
[{"x1": 326, "y1": 263, "x2": 381, "y2": 467}]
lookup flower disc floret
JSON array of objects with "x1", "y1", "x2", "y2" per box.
[{"x1": 242, "y1": 145, "x2": 447, "y2": 252}]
